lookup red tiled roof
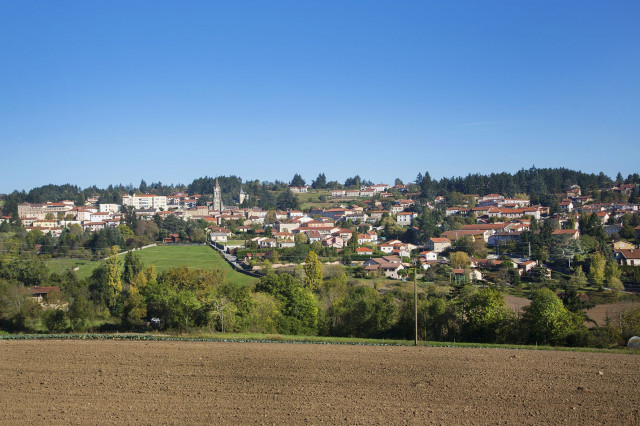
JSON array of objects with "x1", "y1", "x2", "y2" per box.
[
  {"x1": 429, "y1": 237, "x2": 451, "y2": 243},
  {"x1": 616, "y1": 249, "x2": 640, "y2": 259},
  {"x1": 31, "y1": 286, "x2": 60, "y2": 295},
  {"x1": 552, "y1": 229, "x2": 578, "y2": 235}
]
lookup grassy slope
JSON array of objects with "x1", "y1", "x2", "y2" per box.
[
  {"x1": 292, "y1": 189, "x2": 358, "y2": 210},
  {"x1": 47, "y1": 258, "x2": 99, "y2": 279},
  {"x1": 46, "y1": 245, "x2": 258, "y2": 286}
]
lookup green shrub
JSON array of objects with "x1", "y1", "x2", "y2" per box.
[{"x1": 43, "y1": 309, "x2": 68, "y2": 333}]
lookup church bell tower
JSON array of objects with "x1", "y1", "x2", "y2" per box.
[{"x1": 212, "y1": 178, "x2": 224, "y2": 212}]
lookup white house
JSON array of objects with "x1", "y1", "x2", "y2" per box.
[
  {"x1": 90, "y1": 212, "x2": 112, "y2": 223},
  {"x1": 419, "y1": 251, "x2": 438, "y2": 261},
  {"x1": 289, "y1": 186, "x2": 309, "y2": 193},
  {"x1": 99, "y1": 204, "x2": 121, "y2": 213},
  {"x1": 396, "y1": 212, "x2": 418, "y2": 226}
]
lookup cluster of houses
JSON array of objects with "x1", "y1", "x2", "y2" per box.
[
  {"x1": 441, "y1": 185, "x2": 640, "y2": 270},
  {"x1": 8, "y1": 180, "x2": 640, "y2": 279},
  {"x1": 12, "y1": 190, "x2": 414, "y2": 239},
  {"x1": 443, "y1": 187, "x2": 640, "y2": 244},
  {"x1": 15, "y1": 200, "x2": 122, "y2": 237}
]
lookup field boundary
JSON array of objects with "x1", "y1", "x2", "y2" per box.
[
  {"x1": 96, "y1": 243, "x2": 159, "y2": 260},
  {"x1": 1, "y1": 333, "x2": 637, "y2": 354},
  {"x1": 209, "y1": 242, "x2": 262, "y2": 278}
]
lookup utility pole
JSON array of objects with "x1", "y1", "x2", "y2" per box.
[{"x1": 414, "y1": 258, "x2": 418, "y2": 346}]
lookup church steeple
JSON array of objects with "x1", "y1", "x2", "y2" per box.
[{"x1": 212, "y1": 178, "x2": 224, "y2": 212}]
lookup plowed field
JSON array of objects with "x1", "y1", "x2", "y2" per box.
[{"x1": 1, "y1": 340, "x2": 638, "y2": 424}]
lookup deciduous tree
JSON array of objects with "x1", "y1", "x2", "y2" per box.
[
  {"x1": 462, "y1": 288, "x2": 515, "y2": 343},
  {"x1": 450, "y1": 251, "x2": 471, "y2": 269},
  {"x1": 122, "y1": 251, "x2": 144, "y2": 285},
  {"x1": 588, "y1": 252, "x2": 606, "y2": 288},
  {"x1": 303, "y1": 251, "x2": 323, "y2": 290},
  {"x1": 521, "y1": 288, "x2": 582, "y2": 345},
  {"x1": 106, "y1": 246, "x2": 122, "y2": 311}
]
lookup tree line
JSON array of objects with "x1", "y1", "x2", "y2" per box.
[
  {"x1": 6, "y1": 167, "x2": 637, "y2": 218},
  {"x1": 1, "y1": 247, "x2": 639, "y2": 348}
]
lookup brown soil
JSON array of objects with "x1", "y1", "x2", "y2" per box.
[
  {"x1": 504, "y1": 294, "x2": 531, "y2": 315},
  {"x1": 0, "y1": 340, "x2": 638, "y2": 424},
  {"x1": 586, "y1": 300, "x2": 640, "y2": 327}
]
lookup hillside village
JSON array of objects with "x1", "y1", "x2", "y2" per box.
[
  {"x1": 6, "y1": 176, "x2": 640, "y2": 289},
  {"x1": 2, "y1": 169, "x2": 640, "y2": 348}
]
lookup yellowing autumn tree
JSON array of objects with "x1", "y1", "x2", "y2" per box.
[
  {"x1": 122, "y1": 270, "x2": 147, "y2": 327},
  {"x1": 450, "y1": 251, "x2": 471, "y2": 270}
]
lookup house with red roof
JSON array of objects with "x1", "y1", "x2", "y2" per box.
[
  {"x1": 322, "y1": 235, "x2": 345, "y2": 249},
  {"x1": 356, "y1": 247, "x2": 373, "y2": 255},
  {"x1": 30, "y1": 286, "x2": 62, "y2": 306},
  {"x1": 425, "y1": 237, "x2": 452, "y2": 253},
  {"x1": 440, "y1": 229, "x2": 490, "y2": 243},
  {"x1": 552, "y1": 229, "x2": 580, "y2": 239},
  {"x1": 363, "y1": 256, "x2": 405, "y2": 279},
  {"x1": 419, "y1": 251, "x2": 438, "y2": 261},
  {"x1": 613, "y1": 249, "x2": 640, "y2": 266}
]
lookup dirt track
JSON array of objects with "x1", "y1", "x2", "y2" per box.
[{"x1": 0, "y1": 340, "x2": 638, "y2": 424}]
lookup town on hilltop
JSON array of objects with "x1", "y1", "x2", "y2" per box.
[
  {"x1": 1, "y1": 168, "x2": 640, "y2": 347},
  {"x1": 4, "y1": 171, "x2": 640, "y2": 276}
]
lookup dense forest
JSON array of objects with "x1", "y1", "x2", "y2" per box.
[{"x1": 415, "y1": 168, "x2": 639, "y2": 200}]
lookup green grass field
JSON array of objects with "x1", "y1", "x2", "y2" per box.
[
  {"x1": 46, "y1": 258, "x2": 99, "y2": 280},
  {"x1": 47, "y1": 245, "x2": 258, "y2": 286},
  {"x1": 293, "y1": 189, "x2": 331, "y2": 203}
]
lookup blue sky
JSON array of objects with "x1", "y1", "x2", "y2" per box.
[{"x1": 1, "y1": 1, "x2": 638, "y2": 193}]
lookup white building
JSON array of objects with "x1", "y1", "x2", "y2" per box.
[
  {"x1": 90, "y1": 212, "x2": 113, "y2": 223},
  {"x1": 122, "y1": 194, "x2": 167, "y2": 210},
  {"x1": 99, "y1": 203, "x2": 121, "y2": 213},
  {"x1": 396, "y1": 212, "x2": 419, "y2": 226}
]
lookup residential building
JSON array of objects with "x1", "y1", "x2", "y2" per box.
[
  {"x1": 122, "y1": 194, "x2": 168, "y2": 210},
  {"x1": 551, "y1": 229, "x2": 580, "y2": 240},
  {"x1": 99, "y1": 203, "x2": 121, "y2": 213},
  {"x1": 363, "y1": 256, "x2": 405, "y2": 279},
  {"x1": 419, "y1": 251, "x2": 437, "y2": 261},
  {"x1": 356, "y1": 247, "x2": 373, "y2": 255},
  {"x1": 289, "y1": 186, "x2": 309, "y2": 193},
  {"x1": 440, "y1": 229, "x2": 490, "y2": 243},
  {"x1": 613, "y1": 249, "x2": 640, "y2": 266},
  {"x1": 425, "y1": 237, "x2": 452, "y2": 253},
  {"x1": 396, "y1": 212, "x2": 418, "y2": 226}
]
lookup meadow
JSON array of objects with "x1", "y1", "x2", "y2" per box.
[{"x1": 46, "y1": 245, "x2": 258, "y2": 286}]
